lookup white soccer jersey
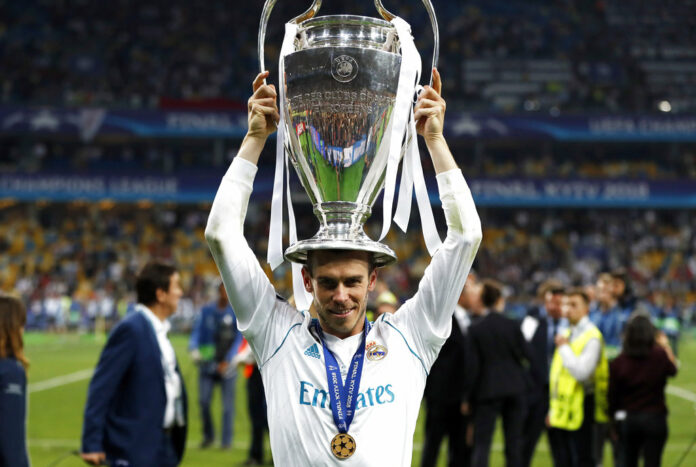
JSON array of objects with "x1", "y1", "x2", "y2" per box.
[{"x1": 206, "y1": 157, "x2": 481, "y2": 466}]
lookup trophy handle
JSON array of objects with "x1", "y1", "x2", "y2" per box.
[
  {"x1": 374, "y1": 0, "x2": 439, "y2": 86},
  {"x1": 258, "y1": 0, "x2": 323, "y2": 76}
]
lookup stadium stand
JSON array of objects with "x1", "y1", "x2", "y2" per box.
[
  {"x1": 2, "y1": 0, "x2": 696, "y2": 113},
  {"x1": 1, "y1": 200, "x2": 694, "y2": 332}
]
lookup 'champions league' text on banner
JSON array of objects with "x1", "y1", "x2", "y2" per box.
[{"x1": 2, "y1": 173, "x2": 695, "y2": 207}]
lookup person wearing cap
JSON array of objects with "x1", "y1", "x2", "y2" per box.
[{"x1": 205, "y1": 69, "x2": 482, "y2": 465}]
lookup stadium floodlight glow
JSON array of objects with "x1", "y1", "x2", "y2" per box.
[{"x1": 658, "y1": 100, "x2": 672, "y2": 112}]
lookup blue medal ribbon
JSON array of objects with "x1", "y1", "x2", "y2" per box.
[{"x1": 314, "y1": 318, "x2": 371, "y2": 434}]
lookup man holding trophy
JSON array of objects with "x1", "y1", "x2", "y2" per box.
[{"x1": 206, "y1": 3, "x2": 481, "y2": 464}]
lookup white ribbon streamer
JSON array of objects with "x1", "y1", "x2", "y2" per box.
[
  {"x1": 287, "y1": 147, "x2": 313, "y2": 311},
  {"x1": 407, "y1": 113, "x2": 443, "y2": 254},
  {"x1": 379, "y1": 17, "x2": 420, "y2": 243},
  {"x1": 385, "y1": 18, "x2": 442, "y2": 256},
  {"x1": 267, "y1": 23, "x2": 298, "y2": 270}
]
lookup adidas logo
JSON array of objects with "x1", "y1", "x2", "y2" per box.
[{"x1": 304, "y1": 343, "x2": 321, "y2": 359}]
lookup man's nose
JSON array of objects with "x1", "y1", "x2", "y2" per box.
[{"x1": 333, "y1": 284, "x2": 349, "y2": 303}]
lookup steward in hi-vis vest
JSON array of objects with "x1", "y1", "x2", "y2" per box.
[
  {"x1": 549, "y1": 326, "x2": 609, "y2": 430},
  {"x1": 547, "y1": 288, "x2": 608, "y2": 467}
]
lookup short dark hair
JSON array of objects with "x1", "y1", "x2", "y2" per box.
[
  {"x1": 623, "y1": 313, "x2": 655, "y2": 358},
  {"x1": 136, "y1": 262, "x2": 177, "y2": 306},
  {"x1": 305, "y1": 249, "x2": 375, "y2": 277},
  {"x1": 537, "y1": 279, "x2": 564, "y2": 298},
  {"x1": 610, "y1": 268, "x2": 628, "y2": 283},
  {"x1": 481, "y1": 279, "x2": 504, "y2": 308},
  {"x1": 564, "y1": 287, "x2": 589, "y2": 304}
]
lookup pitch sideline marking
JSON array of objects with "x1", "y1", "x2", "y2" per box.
[
  {"x1": 667, "y1": 385, "x2": 696, "y2": 404},
  {"x1": 28, "y1": 369, "x2": 94, "y2": 394}
]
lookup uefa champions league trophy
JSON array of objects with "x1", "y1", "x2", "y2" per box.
[{"x1": 259, "y1": 0, "x2": 439, "y2": 268}]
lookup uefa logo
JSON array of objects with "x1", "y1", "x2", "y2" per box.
[{"x1": 331, "y1": 55, "x2": 359, "y2": 83}]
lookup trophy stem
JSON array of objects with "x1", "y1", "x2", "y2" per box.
[{"x1": 284, "y1": 201, "x2": 396, "y2": 266}]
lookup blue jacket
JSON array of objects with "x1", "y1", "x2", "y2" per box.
[
  {"x1": 81, "y1": 311, "x2": 188, "y2": 466},
  {"x1": 589, "y1": 304, "x2": 629, "y2": 352},
  {"x1": 0, "y1": 357, "x2": 29, "y2": 467},
  {"x1": 189, "y1": 302, "x2": 242, "y2": 364}
]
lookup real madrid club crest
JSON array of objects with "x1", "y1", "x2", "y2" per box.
[
  {"x1": 331, "y1": 433, "x2": 356, "y2": 459},
  {"x1": 331, "y1": 55, "x2": 359, "y2": 83},
  {"x1": 366, "y1": 341, "x2": 388, "y2": 361}
]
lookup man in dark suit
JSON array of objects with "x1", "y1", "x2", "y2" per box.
[
  {"x1": 520, "y1": 279, "x2": 567, "y2": 467},
  {"x1": 81, "y1": 262, "x2": 188, "y2": 466},
  {"x1": 465, "y1": 279, "x2": 540, "y2": 467},
  {"x1": 421, "y1": 272, "x2": 482, "y2": 467}
]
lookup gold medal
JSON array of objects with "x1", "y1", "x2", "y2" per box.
[{"x1": 331, "y1": 433, "x2": 356, "y2": 459}]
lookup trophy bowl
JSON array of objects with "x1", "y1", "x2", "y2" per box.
[{"x1": 281, "y1": 15, "x2": 402, "y2": 266}]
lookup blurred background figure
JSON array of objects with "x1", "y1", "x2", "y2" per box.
[
  {"x1": 81, "y1": 262, "x2": 188, "y2": 467},
  {"x1": 609, "y1": 312, "x2": 678, "y2": 467},
  {"x1": 548, "y1": 289, "x2": 608, "y2": 467},
  {"x1": 374, "y1": 290, "x2": 399, "y2": 320},
  {"x1": 189, "y1": 280, "x2": 242, "y2": 449},
  {"x1": 520, "y1": 279, "x2": 566, "y2": 467},
  {"x1": 233, "y1": 340, "x2": 269, "y2": 466},
  {"x1": 0, "y1": 295, "x2": 30, "y2": 467},
  {"x1": 465, "y1": 279, "x2": 539, "y2": 467},
  {"x1": 421, "y1": 273, "x2": 479, "y2": 467},
  {"x1": 590, "y1": 273, "x2": 628, "y2": 360}
]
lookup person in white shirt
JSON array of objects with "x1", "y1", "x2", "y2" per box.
[{"x1": 205, "y1": 69, "x2": 482, "y2": 466}]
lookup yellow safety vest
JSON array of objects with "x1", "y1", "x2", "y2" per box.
[{"x1": 549, "y1": 324, "x2": 609, "y2": 430}]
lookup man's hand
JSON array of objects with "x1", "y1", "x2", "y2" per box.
[
  {"x1": 414, "y1": 68, "x2": 446, "y2": 144},
  {"x1": 412, "y1": 68, "x2": 457, "y2": 174},
  {"x1": 460, "y1": 401, "x2": 470, "y2": 415},
  {"x1": 246, "y1": 71, "x2": 280, "y2": 141},
  {"x1": 80, "y1": 452, "x2": 106, "y2": 465},
  {"x1": 555, "y1": 334, "x2": 569, "y2": 347},
  {"x1": 190, "y1": 349, "x2": 201, "y2": 363}
]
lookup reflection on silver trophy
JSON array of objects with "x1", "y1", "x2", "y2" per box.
[{"x1": 259, "y1": 0, "x2": 439, "y2": 267}]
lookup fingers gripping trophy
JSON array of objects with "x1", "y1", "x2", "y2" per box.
[{"x1": 205, "y1": 0, "x2": 481, "y2": 464}]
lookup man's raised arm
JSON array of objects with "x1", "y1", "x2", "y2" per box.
[
  {"x1": 394, "y1": 69, "x2": 482, "y2": 367},
  {"x1": 205, "y1": 72, "x2": 281, "y2": 333}
]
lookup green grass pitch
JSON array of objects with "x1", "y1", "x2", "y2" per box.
[{"x1": 25, "y1": 332, "x2": 696, "y2": 466}]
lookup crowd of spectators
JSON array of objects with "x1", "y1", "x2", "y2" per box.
[
  {"x1": 1, "y1": 199, "x2": 693, "y2": 336},
  {"x1": 4, "y1": 138, "x2": 696, "y2": 181},
  {"x1": 1, "y1": 0, "x2": 695, "y2": 113}
]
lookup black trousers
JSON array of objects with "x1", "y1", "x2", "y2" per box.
[
  {"x1": 247, "y1": 366, "x2": 268, "y2": 463},
  {"x1": 548, "y1": 394, "x2": 595, "y2": 467},
  {"x1": 421, "y1": 403, "x2": 471, "y2": 467},
  {"x1": 471, "y1": 394, "x2": 526, "y2": 467},
  {"x1": 621, "y1": 412, "x2": 668, "y2": 467},
  {"x1": 520, "y1": 387, "x2": 549, "y2": 467}
]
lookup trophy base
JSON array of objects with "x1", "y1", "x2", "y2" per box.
[{"x1": 283, "y1": 202, "x2": 397, "y2": 267}]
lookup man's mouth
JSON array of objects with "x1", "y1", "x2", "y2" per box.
[{"x1": 329, "y1": 307, "x2": 355, "y2": 317}]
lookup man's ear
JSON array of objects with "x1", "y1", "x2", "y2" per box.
[
  {"x1": 367, "y1": 269, "x2": 377, "y2": 292},
  {"x1": 155, "y1": 288, "x2": 167, "y2": 304},
  {"x1": 301, "y1": 266, "x2": 314, "y2": 293}
]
